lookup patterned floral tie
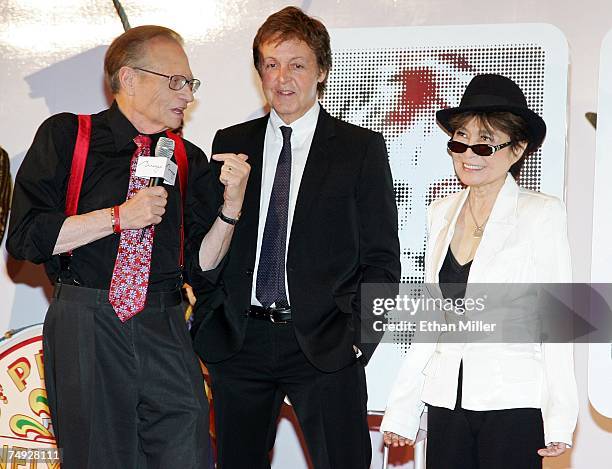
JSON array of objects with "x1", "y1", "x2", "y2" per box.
[{"x1": 109, "y1": 135, "x2": 155, "y2": 321}]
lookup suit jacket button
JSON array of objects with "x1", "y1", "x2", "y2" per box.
[{"x1": 246, "y1": 269, "x2": 253, "y2": 275}]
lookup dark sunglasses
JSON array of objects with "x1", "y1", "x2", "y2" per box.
[{"x1": 447, "y1": 139, "x2": 512, "y2": 157}]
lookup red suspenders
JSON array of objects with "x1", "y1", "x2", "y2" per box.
[
  {"x1": 64, "y1": 114, "x2": 188, "y2": 268},
  {"x1": 163, "y1": 131, "x2": 188, "y2": 268},
  {"x1": 65, "y1": 115, "x2": 91, "y2": 219}
]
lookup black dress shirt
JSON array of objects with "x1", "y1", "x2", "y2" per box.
[{"x1": 7, "y1": 101, "x2": 221, "y2": 291}]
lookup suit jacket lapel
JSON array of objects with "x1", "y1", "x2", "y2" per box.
[
  {"x1": 468, "y1": 174, "x2": 519, "y2": 282},
  {"x1": 429, "y1": 174, "x2": 519, "y2": 286},
  {"x1": 238, "y1": 116, "x2": 267, "y2": 265},
  {"x1": 428, "y1": 189, "x2": 468, "y2": 283},
  {"x1": 289, "y1": 107, "x2": 335, "y2": 247}
]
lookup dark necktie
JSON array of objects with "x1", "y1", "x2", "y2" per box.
[
  {"x1": 109, "y1": 135, "x2": 155, "y2": 321},
  {"x1": 256, "y1": 126, "x2": 292, "y2": 308}
]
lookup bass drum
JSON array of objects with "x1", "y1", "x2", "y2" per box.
[{"x1": 0, "y1": 324, "x2": 60, "y2": 467}]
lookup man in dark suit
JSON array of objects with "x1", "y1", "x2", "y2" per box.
[{"x1": 192, "y1": 6, "x2": 400, "y2": 469}]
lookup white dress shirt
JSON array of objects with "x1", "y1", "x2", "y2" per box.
[{"x1": 250, "y1": 102, "x2": 320, "y2": 307}]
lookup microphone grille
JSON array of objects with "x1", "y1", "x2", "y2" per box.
[{"x1": 155, "y1": 137, "x2": 175, "y2": 159}]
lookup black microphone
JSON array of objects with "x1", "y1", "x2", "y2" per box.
[{"x1": 140, "y1": 137, "x2": 175, "y2": 241}]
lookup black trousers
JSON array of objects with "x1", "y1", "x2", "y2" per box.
[
  {"x1": 43, "y1": 284, "x2": 209, "y2": 469},
  {"x1": 206, "y1": 319, "x2": 370, "y2": 469},
  {"x1": 426, "y1": 364, "x2": 545, "y2": 469}
]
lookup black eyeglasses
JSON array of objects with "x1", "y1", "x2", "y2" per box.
[
  {"x1": 134, "y1": 67, "x2": 201, "y2": 93},
  {"x1": 447, "y1": 140, "x2": 512, "y2": 157}
]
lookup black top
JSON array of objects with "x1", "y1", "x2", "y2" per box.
[
  {"x1": 439, "y1": 247, "x2": 472, "y2": 408},
  {"x1": 439, "y1": 247, "x2": 472, "y2": 300},
  {"x1": 7, "y1": 102, "x2": 221, "y2": 291}
]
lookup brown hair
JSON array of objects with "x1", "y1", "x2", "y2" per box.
[
  {"x1": 252, "y1": 6, "x2": 332, "y2": 96},
  {"x1": 104, "y1": 25, "x2": 183, "y2": 94},
  {"x1": 448, "y1": 112, "x2": 533, "y2": 180}
]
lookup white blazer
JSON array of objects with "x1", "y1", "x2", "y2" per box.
[{"x1": 380, "y1": 174, "x2": 578, "y2": 446}]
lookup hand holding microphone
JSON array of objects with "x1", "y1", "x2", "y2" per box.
[
  {"x1": 119, "y1": 186, "x2": 167, "y2": 230},
  {"x1": 138, "y1": 137, "x2": 175, "y2": 240},
  {"x1": 118, "y1": 137, "x2": 174, "y2": 237}
]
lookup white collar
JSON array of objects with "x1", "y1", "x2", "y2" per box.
[{"x1": 269, "y1": 102, "x2": 320, "y2": 145}]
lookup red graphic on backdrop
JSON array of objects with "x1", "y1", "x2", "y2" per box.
[{"x1": 385, "y1": 68, "x2": 449, "y2": 132}]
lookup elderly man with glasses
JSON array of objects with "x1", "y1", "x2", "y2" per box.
[{"x1": 7, "y1": 25, "x2": 249, "y2": 469}]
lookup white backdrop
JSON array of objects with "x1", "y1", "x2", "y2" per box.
[
  {"x1": 1, "y1": 1, "x2": 611, "y2": 468},
  {"x1": 590, "y1": 29, "x2": 612, "y2": 420}
]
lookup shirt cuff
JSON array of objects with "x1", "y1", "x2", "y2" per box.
[
  {"x1": 380, "y1": 412, "x2": 421, "y2": 441},
  {"x1": 188, "y1": 254, "x2": 228, "y2": 290},
  {"x1": 28, "y1": 212, "x2": 67, "y2": 262},
  {"x1": 544, "y1": 431, "x2": 573, "y2": 447}
]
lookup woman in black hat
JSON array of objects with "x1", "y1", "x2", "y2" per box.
[{"x1": 380, "y1": 74, "x2": 578, "y2": 468}]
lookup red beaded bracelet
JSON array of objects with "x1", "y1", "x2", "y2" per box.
[{"x1": 111, "y1": 205, "x2": 121, "y2": 234}]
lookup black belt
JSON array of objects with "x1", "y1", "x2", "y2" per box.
[
  {"x1": 53, "y1": 283, "x2": 182, "y2": 308},
  {"x1": 247, "y1": 305, "x2": 292, "y2": 324}
]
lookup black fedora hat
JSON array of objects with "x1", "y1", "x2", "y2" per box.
[{"x1": 436, "y1": 74, "x2": 546, "y2": 150}]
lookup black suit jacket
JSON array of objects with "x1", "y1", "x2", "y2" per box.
[{"x1": 192, "y1": 106, "x2": 400, "y2": 372}]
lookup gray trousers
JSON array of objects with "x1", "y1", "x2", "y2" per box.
[{"x1": 43, "y1": 284, "x2": 209, "y2": 469}]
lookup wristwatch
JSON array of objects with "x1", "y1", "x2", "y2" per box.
[{"x1": 217, "y1": 205, "x2": 240, "y2": 225}]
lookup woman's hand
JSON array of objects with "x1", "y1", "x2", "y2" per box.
[
  {"x1": 538, "y1": 442, "x2": 568, "y2": 457},
  {"x1": 383, "y1": 431, "x2": 414, "y2": 448}
]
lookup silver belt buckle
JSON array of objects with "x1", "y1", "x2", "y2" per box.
[{"x1": 269, "y1": 307, "x2": 289, "y2": 324}]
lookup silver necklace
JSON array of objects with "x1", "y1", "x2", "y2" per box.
[{"x1": 467, "y1": 196, "x2": 489, "y2": 238}]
